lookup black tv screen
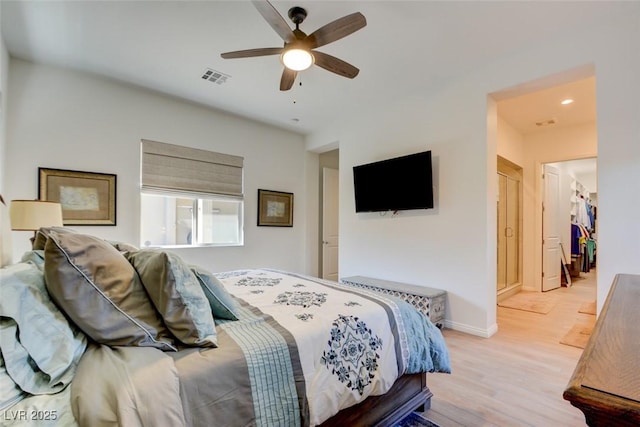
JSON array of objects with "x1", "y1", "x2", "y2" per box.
[{"x1": 353, "y1": 151, "x2": 434, "y2": 213}]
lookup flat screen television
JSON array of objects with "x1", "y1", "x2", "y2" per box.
[{"x1": 353, "y1": 150, "x2": 434, "y2": 213}]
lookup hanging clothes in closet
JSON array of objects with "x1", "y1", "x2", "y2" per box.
[
  {"x1": 586, "y1": 199, "x2": 595, "y2": 231},
  {"x1": 571, "y1": 222, "x2": 596, "y2": 273},
  {"x1": 575, "y1": 196, "x2": 592, "y2": 230}
]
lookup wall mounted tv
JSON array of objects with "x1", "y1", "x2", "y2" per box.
[{"x1": 353, "y1": 150, "x2": 434, "y2": 213}]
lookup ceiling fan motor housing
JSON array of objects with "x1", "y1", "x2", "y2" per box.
[{"x1": 288, "y1": 7, "x2": 307, "y2": 26}]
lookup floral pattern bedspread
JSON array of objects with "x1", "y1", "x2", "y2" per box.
[{"x1": 216, "y1": 269, "x2": 450, "y2": 426}]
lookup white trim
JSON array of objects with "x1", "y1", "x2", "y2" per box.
[{"x1": 443, "y1": 320, "x2": 498, "y2": 338}]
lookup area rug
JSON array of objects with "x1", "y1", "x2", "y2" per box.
[
  {"x1": 578, "y1": 301, "x2": 597, "y2": 315},
  {"x1": 497, "y1": 291, "x2": 557, "y2": 314},
  {"x1": 560, "y1": 322, "x2": 595, "y2": 349},
  {"x1": 395, "y1": 412, "x2": 440, "y2": 427}
]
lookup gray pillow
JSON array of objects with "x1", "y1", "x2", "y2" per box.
[
  {"x1": 0, "y1": 261, "x2": 87, "y2": 397},
  {"x1": 108, "y1": 240, "x2": 139, "y2": 253},
  {"x1": 32, "y1": 226, "x2": 77, "y2": 250},
  {"x1": 44, "y1": 232, "x2": 176, "y2": 351},
  {"x1": 191, "y1": 266, "x2": 239, "y2": 321},
  {"x1": 126, "y1": 250, "x2": 217, "y2": 347}
]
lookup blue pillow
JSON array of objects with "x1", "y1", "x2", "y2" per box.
[
  {"x1": 126, "y1": 250, "x2": 218, "y2": 347},
  {"x1": 191, "y1": 267, "x2": 239, "y2": 321}
]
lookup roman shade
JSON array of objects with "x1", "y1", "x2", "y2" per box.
[{"x1": 141, "y1": 139, "x2": 243, "y2": 197}]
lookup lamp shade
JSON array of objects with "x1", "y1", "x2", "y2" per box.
[{"x1": 9, "y1": 200, "x2": 64, "y2": 231}]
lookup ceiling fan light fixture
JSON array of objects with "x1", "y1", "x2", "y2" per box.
[{"x1": 281, "y1": 48, "x2": 314, "y2": 71}]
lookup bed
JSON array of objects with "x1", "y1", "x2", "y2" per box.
[{"x1": 0, "y1": 228, "x2": 450, "y2": 426}]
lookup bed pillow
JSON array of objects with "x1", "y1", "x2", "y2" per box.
[
  {"x1": 108, "y1": 240, "x2": 139, "y2": 253},
  {"x1": 125, "y1": 250, "x2": 217, "y2": 347},
  {"x1": 32, "y1": 226, "x2": 77, "y2": 250},
  {"x1": 44, "y1": 232, "x2": 176, "y2": 351},
  {"x1": 191, "y1": 266, "x2": 239, "y2": 321},
  {"x1": 0, "y1": 261, "x2": 87, "y2": 397}
]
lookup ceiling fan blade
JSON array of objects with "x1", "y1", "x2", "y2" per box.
[
  {"x1": 252, "y1": 0, "x2": 294, "y2": 43},
  {"x1": 221, "y1": 47, "x2": 283, "y2": 59},
  {"x1": 280, "y1": 68, "x2": 297, "y2": 91},
  {"x1": 313, "y1": 51, "x2": 359, "y2": 79},
  {"x1": 307, "y1": 12, "x2": 366, "y2": 49}
]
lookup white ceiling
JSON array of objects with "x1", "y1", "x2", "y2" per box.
[
  {"x1": 1, "y1": 1, "x2": 614, "y2": 137},
  {"x1": 497, "y1": 77, "x2": 596, "y2": 135}
]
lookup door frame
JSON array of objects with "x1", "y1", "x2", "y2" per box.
[
  {"x1": 497, "y1": 156, "x2": 523, "y2": 302},
  {"x1": 533, "y1": 157, "x2": 598, "y2": 292}
]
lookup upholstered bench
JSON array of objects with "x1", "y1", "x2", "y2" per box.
[{"x1": 340, "y1": 276, "x2": 446, "y2": 328}]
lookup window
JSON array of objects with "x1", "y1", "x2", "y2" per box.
[{"x1": 140, "y1": 140, "x2": 244, "y2": 247}]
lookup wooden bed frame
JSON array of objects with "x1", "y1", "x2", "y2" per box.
[{"x1": 320, "y1": 373, "x2": 432, "y2": 426}]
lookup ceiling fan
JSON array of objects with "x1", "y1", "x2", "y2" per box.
[{"x1": 221, "y1": 0, "x2": 367, "y2": 91}]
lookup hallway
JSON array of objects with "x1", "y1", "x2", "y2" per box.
[{"x1": 424, "y1": 271, "x2": 596, "y2": 426}]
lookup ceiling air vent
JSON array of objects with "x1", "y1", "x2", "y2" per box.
[
  {"x1": 201, "y1": 68, "x2": 230, "y2": 85},
  {"x1": 535, "y1": 118, "x2": 557, "y2": 127}
]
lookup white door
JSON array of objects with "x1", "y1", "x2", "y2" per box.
[
  {"x1": 322, "y1": 168, "x2": 339, "y2": 281},
  {"x1": 542, "y1": 164, "x2": 561, "y2": 291}
]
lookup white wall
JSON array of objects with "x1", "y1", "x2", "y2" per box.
[
  {"x1": 0, "y1": 13, "x2": 12, "y2": 266},
  {"x1": 338, "y1": 84, "x2": 496, "y2": 337},
  {"x1": 0, "y1": 18, "x2": 8, "y2": 193},
  {"x1": 594, "y1": 19, "x2": 640, "y2": 310},
  {"x1": 315, "y1": 6, "x2": 639, "y2": 336},
  {"x1": 496, "y1": 116, "x2": 525, "y2": 167},
  {"x1": 6, "y1": 59, "x2": 313, "y2": 274},
  {"x1": 485, "y1": 12, "x2": 639, "y2": 316}
]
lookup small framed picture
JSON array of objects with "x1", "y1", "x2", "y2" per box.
[
  {"x1": 39, "y1": 167, "x2": 117, "y2": 225},
  {"x1": 257, "y1": 189, "x2": 293, "y2": 227}
]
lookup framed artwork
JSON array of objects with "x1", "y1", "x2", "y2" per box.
[
  {"x1": 39, "y1": 167, "x2": 117, "y2": 225},
  {"x1": 257, "y1": 189, "x2": 293, "y2": 227}
]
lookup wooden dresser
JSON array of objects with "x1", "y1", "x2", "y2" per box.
[{"x1": 563, "y1": 274, "x2": 640, "y2": 426}]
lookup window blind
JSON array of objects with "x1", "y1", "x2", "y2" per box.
[{"x1": 141, "y1": 139, "x2": 243, "y2": 197}]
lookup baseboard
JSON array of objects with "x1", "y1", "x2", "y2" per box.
[{"x1": 443, "y1": 320, "x2": 498, "y2": 338}]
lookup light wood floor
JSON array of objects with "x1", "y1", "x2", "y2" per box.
[{"x1": 423, "y1": 270, "x2": 597, "y2": 426}]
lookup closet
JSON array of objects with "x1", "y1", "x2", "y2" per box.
[
  {"x1": 570, "y1": 178, "x2": 597, "y2": 276},
  {"x1": 497, "y1": 157, "x2": 523, "y2": 297}
]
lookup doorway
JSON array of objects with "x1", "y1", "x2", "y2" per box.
[
  {"x1": 319, "y1": 149, "x2": 339, "y2": 280},
  {"x1": 542, "y1": 163, "x2": 562, "y2": 291},
  {"x1": 543, "y1": 158, "x2": 598, "y2": 287},
  {"x1": 322, "y1": 167, "x2": 339, "y2": 281},
  {"x1": 491, "y1": 67, "x2": 598, "y2": 348},
  {"x1": 497, "y1": 156, "x2": 523, "y2": 301}
]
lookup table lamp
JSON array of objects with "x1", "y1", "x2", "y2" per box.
[{"x1": 10, "y1": 200, "x2": 64, "y2": 243}]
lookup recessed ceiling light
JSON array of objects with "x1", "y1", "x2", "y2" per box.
[{"x1": 561, "y1": 99, "x2": 574, "y2": 105}]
